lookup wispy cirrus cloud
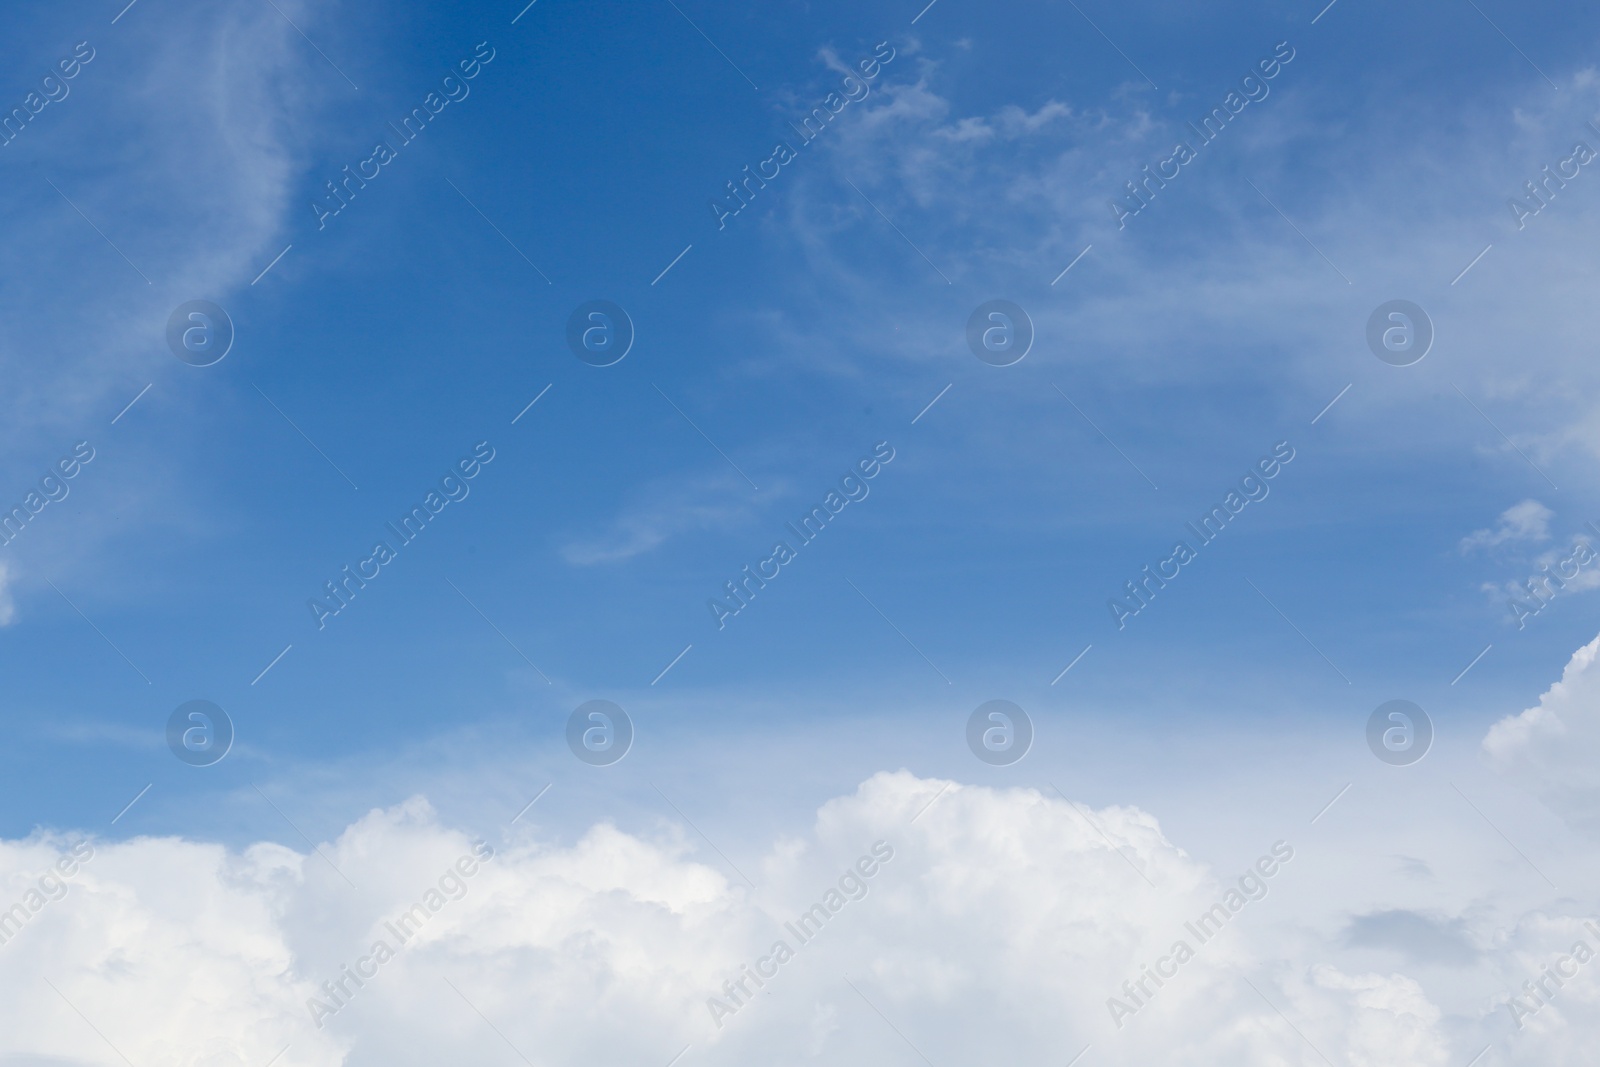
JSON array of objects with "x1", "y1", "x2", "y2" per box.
[
  {"x1": 1463, "y1": 499, "x2": 1555, "y2": 552},
  {"x1": 561, "y1": 470, "x2": 778, "y2": 566}
]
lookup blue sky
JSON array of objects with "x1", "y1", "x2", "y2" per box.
[
  {"x1": 4, "y1": 0, "x2": 1593, "y2": 834},
  {"x1": 0, "y1": 0, "x2": 1593, "y2": 825},
  {"x1": 5, "y1": 2, "x2": 1600, "y2": 1061}
]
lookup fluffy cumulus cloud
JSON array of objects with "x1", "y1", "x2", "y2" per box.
[
  {"x1": 0, "y1": 829, "x2": 344, "y2": 1067},
  {"x1": 0, "y1": 774, "x2": 1502, "y2": 1067},
  {"x1": 1482, "y1": 909, "x2": 1600, "y2": 1066},
  {"x1": 1484, "y1": 632, "x2": 1600, "y2": 829}
]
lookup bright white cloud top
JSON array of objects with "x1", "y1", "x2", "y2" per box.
[{"x1": 12, "y1": 627, "x2": 1600, "y2": 1067}]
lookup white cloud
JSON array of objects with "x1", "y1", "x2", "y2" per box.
[
  {"x1": 739, "y1": 32, "x2": 1600, "y2": 510},
  {"x1": 0, "y1": 0, "x2": 323, "y2": 597},
  {"x1": 1463, "y1": 500, "x2": 1555, "y2": 552},
  {"x1": 1484, "y1": 631, "x2": 1600, "y2": 829},
  {"x1": 0, "y1": 0, "x2": 311, "y2": 443},
  {"x1": 560, "y1": 470, "x2": 775, "y2": 565},
  {"x1": 0, "y1": 830, "x2": 347, "y2": 1067},
  {"x1": 0, "y1": 774, "x2": 1528, "y2": 1067}
]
